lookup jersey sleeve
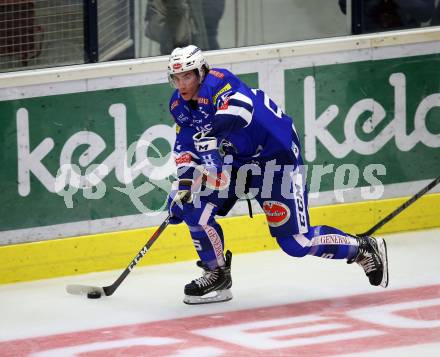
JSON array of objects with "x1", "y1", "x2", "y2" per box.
[
  {"x1": 173, "y1": 124, "x2": 200, "y2": 180},
  {"x1": 209, "y1": 78, "x2": 254, "y2": 137}
]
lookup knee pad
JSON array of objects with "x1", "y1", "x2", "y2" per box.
[{"x1": 276, "y1": 234, "x2": 311, "y2": 257}]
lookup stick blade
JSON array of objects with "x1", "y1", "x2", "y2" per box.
[{"x1": 66, "y1": 284, "x2": 105, "y2": 296}]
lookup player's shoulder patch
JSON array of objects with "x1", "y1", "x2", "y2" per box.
[
  {"x1": 218, "y1": 97, "x2": 230, "y2": 110},
  {"x1": 204, "y1": 68, "x2": 229, "y2": 88},
  {"x1": 169, "y1": 89, "x2": 180, "y2": 111},
  {"x1": 212, "y1": 83, "x2": 232, "y2": 104},
  {"x1": 170, "y1": 99, "x2": 180, "y2": 111},
  {"x1": 175, "y1": 124, "x2": 180, "y2": 133},
  {"x1": 209, "y1": 69, "x2": 225, "y2": 79}
]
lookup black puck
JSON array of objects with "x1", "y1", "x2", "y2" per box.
[{"x1": 87, "y1": 291, "x2": 102, "y2": 299}]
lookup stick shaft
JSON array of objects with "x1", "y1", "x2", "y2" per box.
[
  {"x1": 359, "y1": 175, "x2": 440, "y2": 237},
  {"x1": 99, "y1": 174, "x2": 207, "y2": 296},
  {"x1": 103, "y1": 215, "x2": 171, "y2": 296}
]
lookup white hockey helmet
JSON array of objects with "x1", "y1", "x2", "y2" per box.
[{"x1": 167, "y1": 45, "x2": 208, "y2": 86}]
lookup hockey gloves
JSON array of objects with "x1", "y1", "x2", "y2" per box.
[
  {"x1": 193, "y1": 132, "x2": 230, "y2": 190},
  {"x1": 167, "y1": 179, "x2": 194, "y2": 224},
  {"x1": 193, "y1": 132, "x2": 223, "y2": 169}
]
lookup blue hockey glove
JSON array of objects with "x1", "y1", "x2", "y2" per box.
[
  {"x1": 167, "y1": 179, "x2": 194, "y2": 224},
  {"x1": 193, "y1": 132, "x2": 223, "y2": 171}
]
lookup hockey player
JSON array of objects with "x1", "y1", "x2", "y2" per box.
[{"x1": 166, "y1": 45, "x2": 389, "y2": 304}]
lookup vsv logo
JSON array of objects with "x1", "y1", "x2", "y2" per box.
[
  {"x1": 304, "y1": 73, "x2": 440, "y2": 161},
  {"x1": 16, "y1": 103, "x2": 176, "y2": 197}
]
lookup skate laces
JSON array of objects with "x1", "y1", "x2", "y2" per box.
[
  {"x1": 194, "y1": 269, "x2": 220, "y2": 288},
  {"x1": 356, "y1": 238, "x2": 381, "y2": 274},
  {"x1": 357, "y1": 252, "x2": 377, "y2": 274}
]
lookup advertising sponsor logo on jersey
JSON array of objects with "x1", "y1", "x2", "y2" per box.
[
  {"x1": 194, "y1": 123, "x2": 213, "y2": 133},
  {"x1": 262, "y1": 201, "x2": 290, "y2": 227},
  {"x1": 197, "y1": 97, "x2": 209, "y2": 105},
  {"x1": 204, "y1": 171, "x2": 230, "y2": 191},
  {"x1": 314, "y1": 234, "x2": 351, "y2": 245},
  {"x1": 204, "y1": 225, "x2": 224, "y2": 262},
  {"x1": 198, "y1": 107, "x2": 210, "y2": 119},
  {"x1": 293, "y1": 179, "x2": 308, "y2": 232},
  {"x1": 170, "y1": 99, "x2": 179, "y2": 110},
  {"x1": 177, "y1": 112, "x2": 189, "y2": 122},
  {"x1": 218, "y1": 98, "x2": 230, "y2": 111},
  {"x1": 175, "y1": 153, "x2": 193, "y2": 166},
  {"x1": 213, "y1": 83, "x2": 232, "y2": 104},
  {"x1": 209, "y1": 70, "x2": 225, "y2": 79}
]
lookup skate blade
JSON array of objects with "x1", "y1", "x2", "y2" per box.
[
  {"x1": 183, "y1": 289, "x2": 233, "y2": 305},
  {"x1": 377, "y1": 238, "x2": 389, "y2": 288}
]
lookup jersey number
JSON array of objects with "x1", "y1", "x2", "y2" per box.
[{"x1": 251, "y1": 89, "x2": 283, "y2": 118}]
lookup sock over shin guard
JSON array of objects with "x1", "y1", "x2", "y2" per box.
[
  {"x1": 189, "y1": 222, "x2": 225, "y2": 269},
  {"x1": 277, "y1": 225, "x2": 359, "y2": 260}
]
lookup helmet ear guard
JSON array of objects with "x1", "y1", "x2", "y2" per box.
[{"x1": 168, "y1": 45, "x2": 209, "y2": 87}]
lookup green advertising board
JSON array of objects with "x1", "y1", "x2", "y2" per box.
[
  {"x1": 285, "y1": 53, "x2": 440, "y2": 193},
  {"x1": 0, "y1": 74, "x2": 258, "y2": 234},
  {"x1": 1, "y1": 50, "x2": 439, "y2": 241}
]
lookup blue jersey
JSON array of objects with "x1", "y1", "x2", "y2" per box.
[
  {"x1": 169, "y1": 68, "x2": 301, "y2": 179},
  {"x1": 168, "y1": 68, "x2": 364, "y2": 268}
]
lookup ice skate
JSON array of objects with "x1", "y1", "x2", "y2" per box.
[
  {"x1": 183, "y1": 250, "x2": 233, "y2": 305},
  {"x1": 348, "y1": 236, "x2": 389, "y2": 288}
]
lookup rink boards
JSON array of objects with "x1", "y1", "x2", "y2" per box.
[
  {"x1": 0, "y1": 27, "x2": 439, "y2": 284},
  {"x1": 1, "y1": 192, "x2": 439, "y2": 284}
]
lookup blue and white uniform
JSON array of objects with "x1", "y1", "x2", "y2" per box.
[{"x1": 169, "y1": 68, "x2": 359, "y2": 268}]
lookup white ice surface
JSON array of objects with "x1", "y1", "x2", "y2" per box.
[{"x1": 0, "y1": 228, "x2": 439, "y2": 356}]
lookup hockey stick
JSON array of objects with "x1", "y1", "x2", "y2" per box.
[
  {"x1": 66, "y1": 214, "x2": 171, "y2": 297},
  {"x1": 65, "y1": 170, "x2": 211, "y2": 298},
  {"x1": 358, "y1": 175, "x2": 440, "y2": 237}
]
